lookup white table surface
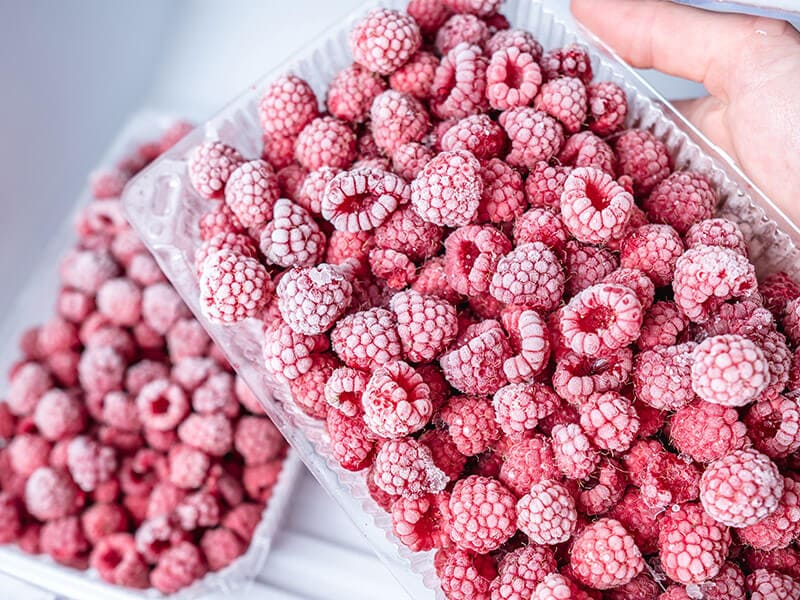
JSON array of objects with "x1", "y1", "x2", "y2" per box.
[{"x1": 0, "y1": 1, "x2": 709, "y2": 599}]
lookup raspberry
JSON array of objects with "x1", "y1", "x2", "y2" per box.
[
  {"x1": 198, "y1": 203, "x2": 245, "y2": 240},
  {"x1": 486, "y1": 46, "x2": 542, "y2": 110},
  {"x1": 560, "y1": 166, "x2": 633, "y2": 244},
  {"x1": 178, "y1": 413, "x2": 233, "y2": 457},
  {"x1": 350, "y1": 8, "x2": 421, "y2": 75},
  {"x1": 199, "y1": 249, "x2": 272, "y2": 324},
  {"x1": 435, "y1": 13, "x2": 490, "y2": 55},
  {"x1": 747, "y1": 569, "x2": 800, "y2": 600},
  {"x1": 669, "y1": 400, "x2": 747, "y2": 463},
  {"x1": 577, "y1": 458, "x2": 627, "y2": 515},
  {"x1": 552, "y1": 346, "x2": 632, "y2": 405},
  {"x1": 540, "y1": 44, "x2": 593, "y2": 83},
  {"x1": 0, "y1": 403, "x2": 16, "y2": 440},
  {"x1": 296, "y1": 166, "x2": 340, "y2": 216},
  {"x1": 80, "y1": 503, "x2": 127, "y2": 545},
  {"x1": 258, "y1": 74, "x2": 319, "y2": 137},
  {"x1": 534, "y1": 77, "x2": 587, "y2": 134},
  {"x1": 607, "y1": 488, "x2": 660, "y2": 555},
  {"x1": 489, "y1": 545, "x2": 556, "y2": 600},
  {"x1": 25, "y1": 467, "x2": 80, "y2": 521},
  {"x1": 602, "y1": 268, "x2": 655, "y2": 311},
  {"x1": 746, "y1": 393, "x2": 800, "y2": 458},
  {"x1": 524, "y1": 162, "x2": 571, "y2": 209},
  {"x1": 7, "y1": 433, "x2": 50, "y2": 476},
  {"x1": 243, "y1": 459, "x2": 282, "y2": 501},
  {"x1": 261, "y1": 131, "x2": 295, "y2": 170},
  {"x1": 40, "y1": 516, "x2": 89, "y2": 566},
  {"x1": 738, "y1": 474, "x2": 800, "y2": 550},
  {"x1": 407, "y1": 0, "x2": 451, "y2": 34},
  {"x1": 560, "y1": 283, "x2": 642, "y2": 356},
  {"x1": 57, "y1": 288, "x2": 95, "y2": 323},
  {"x1": 444, "y1": 225, "x2": 511, "y2": 296},
  {"x1": 390, "y1": 143, "x2": 434, "y2": 183},
  {"x1": 516, "y1": 480, "x2": 577, "y2": 545},
  {"x1": 391, "y1": 492, "x2": 450, "y2": 552},
  {"x1": 684, "y1": 217, "x2": 749, "y2": 257},
  {"x1": 390, "y1": 290, "x2": 457, "y2": 362},
  {"x1": 221, "y1": 160, "x2": 280, "y2": 231},
  {"x1": 492, "y1": 382, "x2": 558, "y2": 436},
  {"x1": 531, "y1": 573, "x2": 592, "y2": 600},
  {"x1": 448, "y1": 475, "x2": 516, "y2": 553},
  {"x1": 232, "y1": 416, "x2": 282, "y2": 466},
  {"x1": 66, "y1": 437, "x2": 116, "y2": 492},
  {"x1": 615, "y1": 129, "x2": 672, "y2": 196},
  {"x1": 512, "y1": 207, "x2": 567, "y2": 253},
  {"x1": 644, "y1": 171, "x2": 716, "y2": 235},
  {"x1": 499, "y1": 108, "x2": 564, "y2": 169},
  {"x1": 362, "y1": 361, "x2": 432, "y2": 438},
  {"x1": 440, "y1": 395, "x2": 500, "y2": 456},
  {"x1": 412, "y1": 257, "x2": 461, "y2": 304},
  {"x1": 440, "y1": 320, "x2": 511, "y2": 395},
  {"x1": 744, "y1": 547, "x2": 800, "y2": 581},
  {"x1": 322, "y1": 167, "x2": 410, "y2": 232},
  {"x1": 619, "y1": 223, "x2": 684, "y2": 287},
  {"x1": 60, "y1": 249, "x2": 121, "y2": 295},
  {"x1": 78, "y1": 346, "x2": 126, "y2": 396},
  {"x1": 222, "y1": 503, "x2": 263, "y2": 543},
  {"x1": 294, "y1": 116, "x2": 356, "y2": 171},
  {"x1": 374, "y1": 206, "x2": 443, "y2": 262},
  {"x1": 431, "y1": 43, "x2": 489, "y2": 119},
  {"x1": 760, "y1": 271, "x2": 800, "y2": 316},
  {"x1": 370, "y1": 90, "x2": 430, "y2": 155},
  {"x1": 485, "y1": 27, "x2": 542, "y2": 58},
  {"x1": 570, "y1": 518, "x2": 644, "y2": 590},
  {"x1": 551, "y1": 423, "x2": 600, "y2": 480},
  {"x1": 135, "y1": 515, "x2": 187, "y2": 563},
  {"x1": 438, "y1": 549, "x2": 497, "y2": 600},
  {"x1": 276, "y1": 163, "x2": 308, "y2": 199},
  {"x1": 331, "y1": 307, "x2": 402, "y2": 371},
  {"x1": 372, "y1": 437, "x2": 447, "y2": 498},
  {"x1": 411, "y1": 149, "x2": 483, "y2": 227},
  {"x1": 690, "y1": 334, "x2": 769, "y2": 406},
  {"x1": 90, "y1": 533, "x2": 148, "y2": 588},
  {"x1": 36, "y1": 318, "x2": 77, "y2": 357},
  {"x1": 563, "y1": 241, "x2": 618, "y2": 297},
  {"x1": 633, "y1": 343, "x2": 695, "y2": 410},
  {"x1": 259, "y1": 202, "x2": 325, "y2": 270},
  {"x1": 324, "y1": 366, "x2": 368, "y2": 417},
  {"x1": 197, "y1": 528, "x2": 243, "y2": 573},
  {"x1": 326, "y1": 63, "x2": 386, "y2": 124},
  {"x1": 760, "y1": 329, "x2": 792, "y2": 396},
  {"x1": 586, "y1": 81, "x2": 627, "y2": 135},
  {"x1": 8, "y1": 362, "x2": 53, "y2": 416},
  {"x1": 639, "y1": 450, "x2": 701, "y2": 509},
  {"x1": 637, "y1": 300, "x2": 689, "y2": 350},
  {"x1": 578, "y1": 391, "x2": 639, "y2": 453},
  {"x1": 388, "y1": 51, "x2": 437, "y2": 101},
  {"x1": 489, "y1": 242, "x2": 564, "y2": 310},
  {"x1": 503, "y1": 309, "x2": 551, "y2": 383},
  {"x1": 325, "y1": 230, "x2": 373, "y2": 276},
  {"x1": 167, "y1": 445, "x2": 209, "y2": 491},
  {"x1": 136, "y1": 379, "x2": 189, "y2": 431},
  {"x1": 700, "y1": 448, "x2": 783, "y2": 527},
  {"x1": 276, "y1": 264, "x2": 352, "y2": 337},
  {"x1": 419, "y1": 429, "x2": 466, "y2": 481},
  {"x1": 326, "y1": 410, "x2": 374, "y2": 471},
  {"x1": 150, "y1": 541, "x2": 207, "y2": 594},
  {"x1": 33, "y1": 389, "x2": 85, "y2": 441},
  {"x1": 367, "y1": 247, "x2": 414, "y2": 289},
  {"x1": 187, "y1": 141, "x2": 244, "y2": 199},
  {"x1": 439, "y1": 114, "x2": 505, "y2": 161},
  {"x1": 499, "y1": 435, "x2": 560, "y2": 496},
  {"x1": 167, "y1": 318, "x2": 212, "y2": 362},
  {"x1": 287, "y1": 353, "x2": 337, "y2": 419},
  {"x1": 174, "y1": 490, "x2": 220, "y2": 530}
]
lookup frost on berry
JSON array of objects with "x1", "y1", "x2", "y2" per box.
[
  {"x1": 294, "y1": 116, "x2": 356, "y2": 171},
  {"x1": 440, "y1": 114, "x2": 506, "y2": 161},
  {"x1": 636, "y1": 300, "x2": 689, "y2": 351},
  {"x1": 326, "y1": 410, "x2": 374, "y2": 471},
  {"x1": 287, "y1": 353, "x2": 337, "y2": 419},
  {"x1": 620, "y1": 223, "x2": 684, "y2": 287},
  {"x1": 579, "y1": 391, "x2": 639, "y2": 453},
  {"x1": 199, "y1": 249, "x2": 272, "y2": 324},
  {"x1": 534, "y1": 76, "x2": 587, "y2": 134},
  {"x1": 440, "y1": 320, "x2": 511, "y2": 395},
  {"x1": 633, "y1": 343, "x2": 696, "y2": 411},
  {"x1": 669, "y1": 399, "x2": 747, "y2": 463},
  {"x1": 444, "y1": 225, "x2": 511, "y2": 296},
  {"x1": 258, "y1": 74, "x2": 319, "y2": 136},
  {"x1": 324, "y1": 366, "x2": 368, "y2": 417},
  {"x1": 569, "y1": 518, "x2": 644, "y2": 590},
  {"x1": 745, "y1": 393, "x2": 800, "y2": 459},
  {"x1": 614, "y1": 129, "x2": 672, "y2": 196},
  {"x1": 276, "y1": 263, "x2": 353, "y2": 336},
  {"x1": 349, "y1": 8, "x2": 422, "y2": 76},
  {"x1": 391, "y1": 142, "x2": 435, "y2": 182},
  {"x1": 262, "y1": 319, "x2": 328, "y2": 383},
  {"x1": 390, "y1": 289, "x2": 457, "y2": 362},
  {"x1": 690, "y1": 334, "x2": 770, "y2": 406},
  {"x1": 503, "y1": 309, "x2": 551, "y2": 383},
  {"x1": 644, "y1": 171, "x2": 717, "y2": 235},
  {"x1": 489, "y1": 242, "x2": 564, "y2": 310},
  {"x1": 516, "y1": 480, "x2": 577, "y2": 545},
  {"x1": 362, "y1": 361, "x2": 432, "y2": 438},
  {"x1": 330, "y1": 307, "x2": 403, "y2": 371},
  {"x1": 499, "y1": 435, "x2": 559, "y2": 497},
  {"x1": 411, "y1": 150, "x2": 483, "y2": 227},
  {"x1": 448, "y1": 475, "x2": 516, "y2": 553},
  {"x1": 372, "y1": 437, "x2": 447, "y2": 498},
  {"x1": 187, "y1": 141, "x2": 244, "y2": 199},
  {"x1": 375, "y1": 206, "x2": 443, "y2": 262},
  {"x1": 563, "y1": 240, "x2": 618, "y2": 297},
  {"x1": 370, "y1": 90, "x2": 430, "y2": 155},
  {"x1": 223, "y1": 159, "x2": 280, "y2": 230},
  {"x1": 430, "y1": 43, "x2": 489, "y2": 120},
  {"x1": 541, "y1": 44, "x2": 593, "y2": 83},
  {"x1": 747, "y1": 569, "x2": 800, "y2": 600},
  {"x1": 327, "y1": 63, "x2": 386, "y2": 123},
  {"x1": 492, "y1": 382, "x2": 558, "y2": 436},
  {"x1": 552, "y1": 348, "x2": 632, "y2": 405},
  {"x1": 260, "y1": 198, "x2": 326, "y2": 268},
  {"x1": 551, "y1": 423, "x2": 600, "y2": 480},
  {"x1": 525, "y1": 162, "x2": 571, "y2": 209},
  {"x1": 486, "y1": 46, "x2": 542, "y2": 111},
  {"x1": 389, "y1": 51, "x2": 438, "y2": 100},
  {"x1": 489, "y1": 545, "x2": 556, "y2": 600},
  {"x1": 499, "y1": 107, "x2": 564, "y2": 170},
  {"x1": 587, "y1": 81, "x2": 627, "y2": 135},
  {"x1": 560, "y1": 166, "x2": 633, "y2": 244},
  {"x1": 322, "y1": 167, "x2": 410, "y2": 232},
  {"x1": 559, "y1": 131, "x2": 615, "y2": 174},
  {"x1": 391, "y1": 492, "x2": 451, "y2": 552},
  {"x1": 436, "y1": 12, "x2": 490, "y2": 57},
  {"x1": 437, "y1": 549, "x2": 497, "y2": 600},
  {"x1": 440, "y1": 395, "x2": 499, "y2": 456},
  {"x1": 738, "y1": 475, "x2": 800, "y2": 551}
]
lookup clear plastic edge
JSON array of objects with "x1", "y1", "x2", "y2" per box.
[
  {"x1": 120, "y1": 2, "x2": 800, "y2": 599},
  {"x1": 0, "y1": 110, "x2": 303, "y2": 600}
]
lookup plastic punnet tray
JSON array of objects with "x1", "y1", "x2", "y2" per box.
[
  {"x1": 0, "y1": 111, "x2": 303, "y2": 600},
  {"x1": 122, "y1": 2, "x2": 800, "y2": 598}
]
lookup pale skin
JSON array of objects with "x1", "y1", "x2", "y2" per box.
[{"x1": 571, "y1": 0, "x2": 800, "y2": 225}]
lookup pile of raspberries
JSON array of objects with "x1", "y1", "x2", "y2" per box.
[
  {"x1": 0, "y1": 124, "x2": 289, "y2": 593},
  {"x1": 187, "y1": 1, "x2": 800, "y2": 598}
]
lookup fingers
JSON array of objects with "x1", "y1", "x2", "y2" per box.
[
  {"x1": 570, "y1": 0, "x2": 794, "y2": 99},
  {"x1": 671, "y1": 97, "x2": 738, "y2": 160}
]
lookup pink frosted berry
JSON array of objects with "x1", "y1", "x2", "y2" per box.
[
  {"x1": 8, "y1": 361, "x2": 53, "y2": 416},
  {"x1": 331, "y1": 307, "x2": 403, "y2": 371},
  {"x1": 276, "y1": 263, "x2": 352, "y2": 336},
  {"x1": 746, "y1": 393, "x2": 800, "y2": 459},
  {"x1": 747, "y1": 569, "x2": 800, "y2": 600},
  {"x1": 326, "y1": 410, "x2": 374, "y2": 471},
  {"x1": 525, "y1": 163, "x2": 571, "y2": 210},
  {"x1": 277, "y1": 163, "x2": 308, "y2": 199},
  {"x1": 194, "y1": 232, "x2": 257, "y2": 276},
  {"x1": 33, "y1": 389, "x2": 85, "y2": 441},
  {"x1": 477, "y1": 158, "x2": 526, "y2": 224},
  {"x1": 430, "y1": 43, "x2": 489, "y2": 120},
  {"x1": 499, "y1": 435, "x2": 560, "y2": 497},
  {"x1": 560, "y1": 283, "x2": 643, "y2": 356},
  {"x1": 168, "y1": 445, "x2": 209, "y2": 490},
  {"x1": 440, "y1": 114, "x2": 506, "y2": 160},
  {"x1": 187, "y1": 141, "x2": 243, "y2": 199},
  {"x1": 685, "y1": 217, "x2": 749, "y2": 256},
  {"x1": 95, "y1": 278, "x2": 142, "y2": 327},
  {"x1": 390, "y1": 289, "x2": 457, "y2": 362},
  {"x1": 294, "y1": 116, "x2": 356, "y2": 171},
  {"x1": 442, "y1": 0, "x2": 502, "y2": 16},
  {"x1": 516, "y1": 480, "x2": 577, "y2": 545},
  {"x1": 551, "y1": 423, "x2": 601, "y2": 480},
  {"x1": 503, "y1": 309, "x2": 551, "y2": 383},
  {"x1": 691, "y1": 334, "x2": 769, "y2": 406},
  {"x1": 637, "y1": 300, "x2": 688, "y2": 350},
  {"x1": 499, "y1": 108, "x2": 564, "y2": 170},
  {"x1": 198, "y1": 202, "x2": 245, "y2": 240},
  {"x1": 199, "y1": 249, "x2": 272, "y2": 324},
  {"x1": 486, "y1": 28, "x2": 543, "y2": 59},
  {"x1": 531, "y1": 573, "x2": 591, "y2": 600},
  {"x1": 78, "y1": 346, "x2": 125, "y2": 396},
  {"x1": 391, "y1": 142, "x2": 435, "y2": 181},
  {"x1": 234, "y1": 416, "x2": 284, "y2": 466},
  {"x1": 223, "y1": 159, "x2": 280, "y2": 230},
  {"x1": 579, "y1": 391, "x2": 639, "y2": 453},
  {"x1": 25, "y1": 467, "x2": 80, "y2": 521},
  {"x1": 487, "y1": 46, "x2": 542, "y2": 110},
  {"x1": 296, "y1": 166, "x2": 341, "y2": 215},
  {"x1": 489, "y1": 545, "x2": 556, "y2": 600},
  {"x1": 374, "y1": 206, "x2": 443, "y2": 262},
  {"x1": 391, "y1": 492, "x2": 451, "y2": 553},
  {"x1": 560, "y1": 166, "x2": 633, "y2": 244},
  {"x1": 368, "y1": 247, "x2": 416, "y2": 289},
  {"x1": 136, "y1": 379, "x2": 189, "y2": 431},
  {"x1": 8, "y1": 434, "x2": 51, "y2": 476},
  {"x1": 614, "y1": 129, "x2": 672, "y2": 196},
  {"x1": 258, "y1": 74, "x2": 319, "y2": 136},
  {"x1": 448, "y1": 475, "x2": 516, "y2": 553},
  {"x1": 619, "y1": 223, "x2": 684, "y2": 287},
  {"x1": 60, "y1": 249, "x2": 120, "y2": 295},
  {"x1": 350, "y1": 8, "x2": 422, "y2": 75},
  {"x1": 66, "y1": 437, "x2": 116, "y2": 492},
  {"x1": 389, "y1": 51, "x2": 439, "y2": 100},
  {"x1": 440, "y1": 395, "x2": 500, "y2": 456},
  {"x1": 534, "y1": 76, "x2": 587, "y2": 134},
  {"x1": 363, "y1": 361, "x2": 432, "y2": 438},
  {"x1": 633, "y1": 342, "x2": 696, "y2": 410},
  {"x1": 262, "y1": 319, "x2": 328, "y2": 382},
  {"x1": 602, "y1": 268, "x2": 655, "y2": 311},
  {"x1": 444, "y1": 225, "x2": 511, "y2": 296},
  {"x1": 324, "y1": 366, "x2": 368, "y2": 417},
  {"x1": 644, "y1": 171, "x2": 717, "y2": 235},
  {"x1": 372, "y1": 437, "x2": 447, "y2": 498},
  {"x1": 438, "y1": 549, "x2": 497, "y2": 600},
  {"x1": 435, "y1": 13, "x2": 490, "y2": 55},
  {"x1": 327, "y1": 63, "x2": 386, "y2": 123},
  {"x1": 407, "y1": 0, "x2": 451, "y2": 34},
  {"x1": 150, "y1": 542, "x2": 207, "y2": 594},
  {"x1": 413, "y1": 257, "x2": 461, "y2": 304},
  {"x1": 570, "y1": 518, "x2": 644, "y2": 590},
  {"x1": 201, "y1": 527, "x2": 245, "y2": 571},
  {"x1": 411, "y1": 149, "x2": 483, "y2": 227},
  {"x1": 440, "y1": 320, "x2": 511, "y2": 395},
  {"x1": 261, "y1": 131, "x2": 296, "y2": 170},
  {"x1": 739, "y1": 475, "x2": 800, "y2": 551},
  {"x1": 541, "y1": 44, "x2": 593, "y2": 83},
  {"x1": 322, "y1": 167, "x2": 410, "y2": 232},
  {"x1": 587, "y1": 81, "x2": 627, "y2": 135},
  {"x1": 700, "y1": 448, "x2": 783, "y2": 527},
  {"x1": 178, "y1": 413, "x2": 233, "y2": 457},
  {"x1": 492, "y1": 382, "x2": 557, "y2": 436},
  {"x1": 260, "y1": 198, "x2": 325, "y2": 268},
  {"x1": 670, "y1": 400, "x2": 748, "y2": 463},
  {"x1": 370, "y1": 90, "x2": 430, "y2": 155},
  {"x1": 489, "y1": 242, "x2": 565, "y2": 310}
]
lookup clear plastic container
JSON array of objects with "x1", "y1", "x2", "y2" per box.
[
  {"x1": 121, "y1": 2, "x2": 800, "y2": 598},
  {"x1": 0, "y1": 111, "x2": 303, "y2": 600}
]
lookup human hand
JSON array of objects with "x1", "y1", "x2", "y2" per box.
[{"x1": 571, "y1": 0, "x2": 800, "y2": 226}]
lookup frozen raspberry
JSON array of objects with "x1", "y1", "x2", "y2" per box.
[
  {"x1": 199, "y1": 249, "x2": 272, "y2": 324},
  {"x1": 439, "y1": 115, "x2": 505, "y2": 161},
  {"x1": 411, "y1": 149, "x2": 483, "y2": 227},
  {"x1": 386, "y1": 53, "x2": 435, "y2": 102},
  {"x1": 614, "y1": 129, "x2": 671, "y2": 195},
  {"x1": 166, "y1": 445, "x2": 210, "y2": 494},
  {"x1": 552, "y1": 344, "x2": 632, "y2": 402},
  {"x1": 262, "y1": 319, "x2": 328, "y2": 383},
  {"x1": 534, "y1": 77, "x2": 587, "y2": 134},
  {"x1": 388, "y1": 145, "x2": 432, "y2": 185},
  {"x1": 639, "y1": 449, "x2": 701, "y2": 509},
  {"x1": 570, "y1": 518, "x2": 643, "y2": 590},
  {"x1": 669, "y1": 400, "x2": 747, "y2": 463},
  {"x1": 700, "y1": 448, "x2": 783, "y2": 527},
  {"x1": 435, "y1": 13, "x2": 490, "y2": 55},
  {"x1": 738, "y1": 474, "x2": 800, "y2": 550},
  {"x1": 606, "y1": 488, "x2": 660, "y2": 555},
  {"x1": 60, "y1": 249, "x2": 121, "y2": 295},
  {"x1": 489, "y1": 242, "x2": 563, "y2": 308},
  {"x1": 167, "y1": 320, "x2": 212, "y2": 364},
  {"x1": 760, "y1": 271, "x2": 800, "y2": 316},
  {"x1": 560, "y1": 131, "x2": 616, "y2": 176},
  {"x1": 150, "y1": 541, "x2": 207, "y2": 594},
  {"x1": 276, "y1": 163, "x2": 308, "y2": 199},
  {"x1": 511, "y1": 209, "x2": 566, "y2": 256},
  {"x1": 524, "y1": 164, "x2": 570, "y2": 211},
  {"x1": 195, "y1": 233, "x2": 258, "y2": 279},
  {"x1": 633, "y1": 342, "x2": 695, "y2": 410},
  {"x1": 531, "y1": 573, "x2": 592, "y2": 600},
  {"x1": 37, "y1": 317, "x2": 79, "y2": 356},
  {"x1": 322, "y1": 167, "x2": 409, "y2": 232},
  {"x1": 618, "y1": 224, "x2": 683, "y2": 288},
  {"x1": 90, "y1": 533, "x2": 149, "y2": 588},
  {"x1": 442, "y1": 0, "x2": 502, "y2": 15},
  {"x1": 577, "y1": 458, "x2": 627, "y2": 515},
  {"x1": 326, "y1": 63, "x2": 386, "y2": 124},
  {"x1": 136, "y1": 379, "x2": 188, "y2": 431},
  {"x1": 57, "y1": 287, "x2": 95, "y2": 323},
  {"x1": 412, "y1": 257, "x2": 461, "y2": 304},
  {"x1": 222, "y1": 159, "x2": 280, "y2": 230},
  {"x1": 474, "y1": 161, "x2": 526, "y2": 226},
  {"x1": 447, "y1": 475, "x2": 516, "y2": 553},
  {"x1": 541, "y1": 44, "x2": 593, "y2": 83},
  {"x1": 499, "y1": 435, "x2": 560, "y2": 497},
  {"x1": 499, "y1": 108, "x2": 564, "y2": 169},
  {"x1": 747, "y1": 569, "x2": 800, "y2": 600},
  {"x1": 174, "y1": 490, "x2": 220, "y2": 530},
  {"x1": 261, "y1": 131, "x2": 295, "y2": 170},
  {"x1": 276, "y1": 264, "x2": 352, "y2": 336},
  {"x1": 7, "y1": 433, "x2": 51, "y2": 476},
  {"x1": 516, "y1": 480, "x2": 576, "y2": 545},
  {"x1": 586, "y1": 81, "x2": 627, "y2": 135},
  {"x1": 25, "y1": 467, "x2": 79, "y2": 521},
  {"x1": 503, "y1": 309, "x2": 552, "y2": 383},
  {"x1": 489, "y1": 545, "x2": 556, "y2": 600},
  {"x1": 438, "y1": 549, "x2": 497, "y2": 600},
  {"x1": 492, "y1": 382, "x2": 558, "y2": 436},
  {"x1": 66, "y1": 437, "x2": 116, "y2": 492},
  {"x1": 222, "y1": 503, "x2": 263, "y2": 544},
  {"x1": 375, "y1": 208, "x2": 442, "y2": 264},
  {"x1": 550, "y1": 423, "x2": 600, "y2": 480},
  {"x1": 77, "y1": 346, "x2": 125, "y2": 397},
  {"x1": 747, "y1": 393, "x2": 800, "y2": 458},
  {"x1": 637, "y1": 301, "x2": 689, "y2": 350},
  {"x1": 245, "y1": 459, "x2": 281, "y2": 500},
  {"x1": 744, "y1": 547, "x2": 800, "y2": 581},
  {"x1": 330, "y1": 307, "x2": 403, "y2": 371},
  {"x1": 33, "y1": 389, "x2": 85, "y2": 441},
  {"x1": 370, "y1": 90, "x2": 430, "y2": 155},
  {"x1": 439, "y1": 395, "x2": 499, "y2": 457},
  {"x1": 178, "y1": 413, "x2": 232, "y2": 457},
  {"x1": 602, "y1": 268, "x2": 655, "y2": 312},
  {"x1": 367, "y1": 247, "x2": 414, "y2": 289},
  {"x1": 198, "y1": 202, "x2": 245, "y2": 240},
  {"x1": 260, "y1": 201, "x2": 325, "y2": 270},
  {"x1": 407, "y1": 0, "x2": 451, "y2": 34},
  {"x1": 232, "y1": 416, "x2": 282, "y2": 466},
  {"x1": 419, "y1": 429, "x2": 466, "y2": 481},
  {"x1": 391, "y1": 492, "x2": 450, "y2": 552},
  {"x1": 40, "y1": 516, "x2": 89, "y2": 566},
  {"x1": 8, "y1": 362, "x2": 53, "y2": 416},
  {"x1": 486, "y1": 46, "x2": 542, "y2": 110},
  {"x1": 444, "y1": 225, "x2": 511, "y2": 296},
  {"x1": 484, "y1": 27, "x2": 542, "y2": 57},
  {"x1": 440, "y1": 320, "x2": 511, "y2": 395},
  {"x1": 560, "y1": 166, "x2": 633, "y2": 244},
  {"x1": 258, "y1": 74, "x2": 318, "y2": 136},
  {"x1": 286, "y1": 352, "x2": 337, "y2": 419},
  {"x1": 350, "y1": 8, "x2": 421, "y2": 75},
  {"x1": 296, "y1": 166, "x2": 340, "y2": 216},
  {"x1": 326, "y1": 410, "x2": 374, "y2": 471},
  {"x1": 294, "y1": 116, "x2": 356, "y2": 171},
  {"x1": 89, "y1": 168, "x2": 128, "y2": 199},
  {"x1": 80, "y1": 503, "x2": 128, "y2": 545},
  {"x1": 325, "y1": 231, "x2": 373, "y2": 277},
  {"x1": 760, "y1": 329, "x2": 792, "y2": 396},
  {"x1": 685, "y1": 217, "x2": 749, "y2": 258},
  {"x1": 187, "y1": 141, "x2": 243, "y2": 199},
  {"x1": 200, "y1": 527, "x2": 244, "y2": 572},
  {"x1": 141, "y1": 282, "x2": 190, "y2": 334},
  {"x1": 563, "y1": 241, "x2": 618, "y2": 297},
  {"x1": 431, "y1": 43, "x2": 489, "y2": 119},
  {"x1": 578, "y1": 391, "x2": 639, "y2": 453},
  {"x1": 372, "y1": 437, "x2": 447, "y2": 498},
  {"x1": 390, "y1": 290, "x2": 457, "y2": 362},
  {"x1": 135, "y1": 515, "x2": 188, "y2": 563},
  {"x1": 362, "y1": 361, "x2": 432, "y2": 438},
  {"x1": 323, "y1": 366, "x2": 367, "y2": 418},
  {"x1": 690, "y1": 334, "x2": 769, "y2": 406},
  {"x1": 644, "y1": 171, "x2": 716, "y2": 235}
]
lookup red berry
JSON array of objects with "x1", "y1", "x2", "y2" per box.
[
  {"x1": 411, "y1": 149, "x2": 483, "y2": 227},
  {"x1": 448, "y1": 475, "x2": 516, "y2": 553},
  {"x1": 747, "y1": 569, "x2": 800, "y2": 600},
  {"x1": 25, "y1": 466, "x2": 80, "y2": 521},
  {"x1": 492, "y1": 382, "x2": 558, "y2": 436},
  {"x1": 499, "y1": 435, "x2": 559, "y2": 497},
  {"x1": 350, "y1": 8, "x2": 422, "y2": 75},
  {"x1": 431, "y1": 43, "x2": 489, "y2": 119},
  {"x1": 587, "y1": 81, "x2": 627, "y2": 135},
  {"x1": 551, "y1": 423, "x2": 600, "y2": 481},
  {"x1": 372, "y1": 437, "x2": 447, "y2": 498},
  {"x1": 199, "y1": 249, "x2": 272, "y2": 324},
  {"x1": 438, "y1": 549, "x2": 497, "y2": 600},
  {"x1": 440, "y1": 320, "x2": 511, "y2": 395},
  {"x1": 391, "y1": 492, "x2": 451, "y2": 552},
  {"x1": 326, "y1": 410, "x2": 374, "y2": 471},
  {"x1": 691, "y1": 334, "x2": 770, "y2": 406},
  {"x1": 223, "y1": 159, "x2": 280, "y2": 230},
  {"x1": 560, "y1": 166, "x2": 633, "y2": 244},
  {"x1": 258, "y1": 74, "x2": 319, "y2": 137},
  {"x1": 363, "y1": 361, "x2": 432, "y2": 438},
  {"x1": 486, "y1": 46, "x2": 542, "y2": 110},
  {"x1": 559, "y1": 131, "x2": 616, "y2": 173},
  {"x1": 644, "y1": 171, "x2": 717, "y2": 235},
  {"x1": 500, "y1": 108, "x2": 564, "y2": 170},
  {"x1": 738, "y1": 475, "x2": 800, "y2": 551},
  {"x1": 389, "y1": 51, "x2": 438, "y2": 100},
  {"x1": 322, "y1": 167, "x2": 410, "y2": 232},
  {"x1": 436, "y1": 13, "x2": 490, "y2": 55},
  {"x1": 614, "y1": 129, "x2": 671, "y2": 196},
  {"x1": 534, "y1": 77, "x2": 587, "y2": 134},
  {"x1": 371, "y1": 90, "x2": 430, "y2": 155},
  {"x1": 375, "y1": 205, "x2": 443, "y2": 261},
  {"x1": 440, "y1": 395, "x2": 500, "y2": 456},
  {"x1": 187, "y1": 141, "x2": 243, "y2": 199},
  {"x1": 444, "y1": 225, "x2": 511, "y2": 296},
  {"x1": 563, "y1": 240, "x2": 618, "y2": 296},
  {"x1": 669, "y1": 399, "x2": 747, "y2": 463},
  {"x1": 327, "y1": 63, "x2": 386, "y2": 123},
  {"x1": 540, "y1": 44, "x2": 593, "y2": 83},
  {"x1": 570, "y1": 518, "x2": 644, "y2": 590},
  {"x1": 517, "y1": 479, "x2": 577, "y2": 545},
  {"x1": 294, "y1": 117, "x2": 356, "y2": 171},
  {"x1": 489, "y1": 242, "x2": 565, "y2": 310},
  {"x1": 524, "y1": 162, "x2": 571, "y2": 209},
  {"x1": 579, "y1": 391, "x2": 639, "y2": 453},
  {"x1": 330, "y1": 307, "x2": 403, "y2": 371},
  {"x1": 150, "y1": 541, "x2": 207, "y2": 594}
]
